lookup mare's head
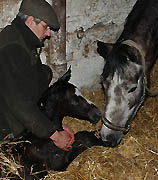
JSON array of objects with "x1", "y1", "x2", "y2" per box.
[
  {"x1": 38, "y1": 67, "x2": 101, "y2": 124},
  {"x1": 97, "y1": 40, "x2": 146, "y2": 147}
]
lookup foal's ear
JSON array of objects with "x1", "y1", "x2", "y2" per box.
[
  {"x1": 97, "y1": 41, "x2": 114, "y2": 59},
  {"x1": 59, "y1": 66, "x2": 71, "y2": 83}
]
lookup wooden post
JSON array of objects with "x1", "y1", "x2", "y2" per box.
[
  {"x1": 48, "y1": 0, "x2": 66, "y2": 84},
  {"x1": 0, "y1": 0, "x2": 3, "y2": 31}
]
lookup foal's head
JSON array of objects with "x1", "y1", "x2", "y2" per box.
[{"x1": 38, "y1": 67, "x2": 101, "y2": 124}]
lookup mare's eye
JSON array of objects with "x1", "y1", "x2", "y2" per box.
[{"x1": 128, "y1": 86, "x2": 137, "y2": 93}]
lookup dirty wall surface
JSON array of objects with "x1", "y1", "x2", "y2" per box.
[{"x1": 66, "y1": 0, "x2": 137, "y2": 89}]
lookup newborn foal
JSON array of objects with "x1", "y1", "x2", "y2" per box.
[
  {"x1": 3, "y1": 68, "x2": 105, "y2": 180},
  {"x1": 16, "y1": 131, "x2": 104, "y2": 179}
]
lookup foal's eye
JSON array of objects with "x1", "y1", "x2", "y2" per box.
[{"x1": 128, "y1": 86, "x2": 137, "y2": 93}]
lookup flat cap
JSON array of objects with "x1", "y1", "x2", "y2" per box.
[{"x1": 19, "y1": 0, "x2": 60, "y2": 30}]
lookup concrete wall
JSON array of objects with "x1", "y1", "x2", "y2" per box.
[
  {"x1": 66, "y1": 0, "x2": 137, "y2": 89},
  {"x1": 0, "y1": 0, "x2": 21, "y2": 27}
]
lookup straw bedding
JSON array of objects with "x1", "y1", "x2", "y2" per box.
[{"x1": 1, "y1": 65, "x2": 158, "y2": 180}]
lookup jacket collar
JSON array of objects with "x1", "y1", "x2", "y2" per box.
[{"x1": 11, "y1": 16, "x2": 42, "y2": 50}]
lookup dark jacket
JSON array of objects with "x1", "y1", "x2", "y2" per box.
[{"x1": 0, "y1": 16, "x2": 59, "y2": 140}]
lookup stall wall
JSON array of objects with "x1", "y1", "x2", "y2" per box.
[{"x1": 66, "y1": 0, "x2": 137, "y2": 89}]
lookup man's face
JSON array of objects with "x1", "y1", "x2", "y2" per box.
[
  {"x1": 27, "y1": 17, "x2": 51, "y2": 42},
  {"x1": 32, "y1": 21, "x2": 51, "y2": 41}
]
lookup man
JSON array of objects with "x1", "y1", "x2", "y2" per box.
[{"x1": 0, "y1": 0, "x2": 74, "y2": 151}]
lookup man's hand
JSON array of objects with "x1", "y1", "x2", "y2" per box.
[
  {"x1": 62, "y1": 124, "x2": 74, "y2": 145},
  {"x1": 50, "y1": 125, "x2": 74, "y2": 151}
]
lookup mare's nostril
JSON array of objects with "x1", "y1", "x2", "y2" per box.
[{"x1": 106, "y1": 134, "x2": 119, "y2": 148}]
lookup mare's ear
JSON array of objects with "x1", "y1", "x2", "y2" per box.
[
  {"x1": 97, "y1": 41, "x2": 114, "y2": 59},
  {"x1": 59, "y1": 66, "x2": 71, "y2": 83}
]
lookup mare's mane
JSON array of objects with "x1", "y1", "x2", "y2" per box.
[
  {"x1": 119, "y1": 0, "x2": 149, "y2": 40},
  {"x1": 101, "y1": 44, "x2": 128, "y2": 80},
  {"x1": 101, "y1": 43, "x2": 141, "y2": 80}
]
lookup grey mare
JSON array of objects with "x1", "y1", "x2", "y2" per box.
[{"x1": 97, "y1": 0, "x2": 158, "y2": 147}]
